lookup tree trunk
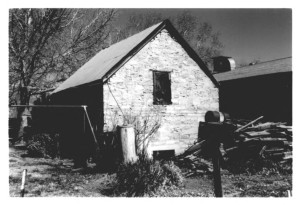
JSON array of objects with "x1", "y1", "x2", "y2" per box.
[{"x1": 15, "y1": 86, "x2": 31, "y2": 142}]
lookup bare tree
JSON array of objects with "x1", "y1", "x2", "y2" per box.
[
  {"x1": 109, "y1": 11, "x2": 164, "y2": 45},
  {"x1": 9, "y1": 9, "x2": 116, "y2": 139},
  {"x1": 174, "y1": 10, "x2": 197, "y2": 42},
  {"x1": 9, "y1": 8, "x2": 116, "y2": 106},
  {"x1": 111, "y1": 10, "x2": 223, "y2": 66}
]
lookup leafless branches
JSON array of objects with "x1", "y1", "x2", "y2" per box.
[
  {"x1": 9, "y1": 8, "x2": 116, "y2": 105},
  {"x1": 121, "y1": 107, "x2": 162, "y2": 155},
  {"x1": 112, "y1": 10, "x2": 223, "y2": 66}
]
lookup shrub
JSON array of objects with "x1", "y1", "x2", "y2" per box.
[
  {"x1": 27, "y1": 133, "x2": 59, "y2": 158},
  {"x1": 114, "y1": 156, "x2": 183, "y2": 196}
]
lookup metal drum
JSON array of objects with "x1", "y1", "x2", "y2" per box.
[{"x1": 204, "y1": 111, "x2": 230, "y2": 123}]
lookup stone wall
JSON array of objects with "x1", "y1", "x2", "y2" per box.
[{"x1": 103, "y1": 29, "x2": 219, "y2": 156}]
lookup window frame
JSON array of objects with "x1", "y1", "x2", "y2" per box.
[{"x1": 152, "y1": 70, "x2": 172, "y2": 105}]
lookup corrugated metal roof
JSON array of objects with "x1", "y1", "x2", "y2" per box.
[
  {"x1": 52, "y1": 21, "x2": 164, "y2": 93},
  {"x1": 214, "y1": 57, "x2": 292, "y2": 82}
]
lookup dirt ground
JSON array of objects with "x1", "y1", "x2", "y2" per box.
[{"x1": 9, "y1": 147, "x2": 292, "y2": 197}]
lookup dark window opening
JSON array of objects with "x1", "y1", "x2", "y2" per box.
[
  {"x1": 153, "y1": 150, "x2": 175, "y2": 160},
  {"x1": 153, "y1": 71, "x2": 172, "y2": 105}
]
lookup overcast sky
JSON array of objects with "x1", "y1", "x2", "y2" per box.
[{"x1": 117, "y1": 9, "x2": 292, "y2": 66}]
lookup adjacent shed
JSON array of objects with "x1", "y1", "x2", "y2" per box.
[
  {"x1": 51, "y1": 20, "x2": 219, "y2": 157},
  {"x1": 214, "y1": 57, "x2": 292, "y2": 124}
]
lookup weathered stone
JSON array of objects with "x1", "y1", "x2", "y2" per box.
[{"x1": 103, "y1": 29, "x2": 219, "y2": 156}]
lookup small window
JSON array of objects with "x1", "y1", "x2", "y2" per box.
[
  {"x1": 153, "y1": 71, "x2": 172, "y2": 105},
  {"x1": 153, "y1": 150, "x2": 175, "y2": 160}
]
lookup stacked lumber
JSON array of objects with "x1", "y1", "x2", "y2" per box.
[
  {"x1": 175, "y1": 116, "x2": 292, "y2": 176},
  {"x1": 227, "y1": 118, "x2": 292, "y2": 161}
]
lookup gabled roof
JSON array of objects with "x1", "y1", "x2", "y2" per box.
[
  {"x1": 52, "y1": 19, "x2": 219, "y2": 94},
  {"x1": 214, "y1": 57, "x2": 292, "y2": 82}
]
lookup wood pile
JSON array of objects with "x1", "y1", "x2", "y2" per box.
[
  {"x1": 175, "y1": 116, "x2": 292, "y2": 177},
  {"x1": 227, "y1": 117, "x2": 292, "y2": 161}
]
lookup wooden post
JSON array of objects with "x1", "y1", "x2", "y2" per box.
[
  {"x1": 83, "y1": 109, "x2": 86, "y2": 136},
  {"x1": 212, "y1": 145, "x2": 222, "y2": 197},
  {"x1": 118, "y1": 125, "x2": 138, "y2": 163},
  {"x1": 83, "y1": 106, "x2": 98, "y2": 146},
  {"x1": 202, "y1": 120, "x2": 224, "y2": 197},
  {"x1": 20, "y1": 169, "x2": 27, "y2": 197}
]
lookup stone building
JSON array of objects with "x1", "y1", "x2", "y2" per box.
[{"x1": 51, "y1": 20, "x2": 219, "y2": 157}]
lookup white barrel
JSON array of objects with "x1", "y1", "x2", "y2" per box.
[{"x1": 118, "y1": 125, "x2": 138, "y2": 163}]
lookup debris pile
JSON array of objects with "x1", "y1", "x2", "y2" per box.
[
  {"x1": 175, "y1": 116, "x2": 292, "y2": 177},
  {"x1": 226, "y1": 119, "x2": 292, "y2": 162},
  {"x1": 175, "y1": 155, "x2": 213, "y2": 177}
]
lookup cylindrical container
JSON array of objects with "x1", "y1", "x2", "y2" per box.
[
  {"x1": 205, "y1": 111, "x2": 230, "y2": 123},
  {"x1": 118, "y1": 125, "x2": 138, "y2": 163}
]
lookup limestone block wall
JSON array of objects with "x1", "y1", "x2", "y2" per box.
[{"x1": 103, "y1": 29, "x2": 219, "y2": 156}]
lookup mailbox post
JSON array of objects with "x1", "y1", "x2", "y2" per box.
[
  {"x1": 211, "y1": 138, "x2": 222, "y2": 197},
  {"x1": 204, "y1": 122, "x2": 224, "y2": 197},
  {"x1": 202, "y1": 111, "x2": 234, "y2": 197}
]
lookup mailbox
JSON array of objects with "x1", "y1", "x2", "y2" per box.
[{"x1": 198, "y1": 111, "x2": 234, "y2": 197}]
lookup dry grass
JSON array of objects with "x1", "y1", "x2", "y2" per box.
[
  {"x1": 9, "y1": 146, "x2": 292, "y2": 197},
  {"x1": 9, "y1": 147, "x2": 114, "y2": 197}
]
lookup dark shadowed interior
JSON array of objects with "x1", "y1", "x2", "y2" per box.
[{"x1": 219, "y1": 72, "x2": 292, "y2": 124}]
